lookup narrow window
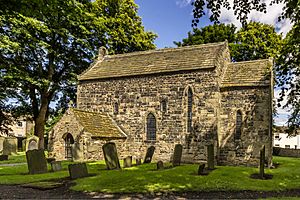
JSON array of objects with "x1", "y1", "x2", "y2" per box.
[
  {"x1": 235, "y1": 110, "x2": 242, "y2": 140},
  {"x1": 64, "y1": 133, "x2": 74, "y2": 160},
  {"x1": 161, "y1": 99, "x2": 167, "y2": 112},
  {"x1": 146, "y1": 113, "x2": 156, "y2": 141},
  {"x1": 187, "y1": 87, "x2": 193, "y2": 133},
  {"x1": 114, "y1": 102, "x2": 119, "y2": 114}
]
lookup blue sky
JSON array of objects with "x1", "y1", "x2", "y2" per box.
[{"x1": 135, "y1": 0, "x2": 292, "y2": 126}]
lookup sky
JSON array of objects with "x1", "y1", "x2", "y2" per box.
[{"x1": 135, "y1": 0, "x2": 293, "y2": 126}]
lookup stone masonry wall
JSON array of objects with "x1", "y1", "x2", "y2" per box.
[
  {"x1": 218, "y1": 86, "x2": 272, "y2": 166},
  {"x1": 77, "y1": 68, "x2": 220, "y2": 163}
]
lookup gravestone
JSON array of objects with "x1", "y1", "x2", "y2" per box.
[
  {"x1": 136, "y1": 158, "x2": 142, "y2": 165},
  {"x1": 3, "y1": 137, "x2": 18, "y2": 155},
  {"x1": 157, "y1": 161, "x2": 164, "y2": 170},
  {"x1": 260, "y1": 145, "x2": 265, "y2": 179},
  {"x1": 25, "y1": 136, "x2": 39, "y2": 152},
  {"x1": 0, "y1": 155, "x2": 8, "y2": 161},
  {"x1": 198, "y1": 163, "x2": 206, "y2": 175},
  {"x1": 207, "y1": 144, "x2": 215, "y2": 170},
  {"x1": 26, "y1": 149, "x2": 48, "y2": 174},
  {"x1": 51, "y1": 161, "x2": 62, "y2": 172},
  {"x1": 68, "y1": 163, "x2": 88, "y2": 179},
  {"x1": 102, "y1": 142, "x2": 120, "y2": 170},
  {"x1": 123, "y1": 156, "x2": 132, "y2": 168},
  {"x1": 172, "y1": 144, "x2": 183, "y2": 166},
  {"x1": 143, "y1": 146, "x2": 155, "y2": 164},
  {"x1": 0, "y1": 137, "x2": 4, "y2": 153}
]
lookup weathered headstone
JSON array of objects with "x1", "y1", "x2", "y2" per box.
[
  {"x1": 172, "y1": 144, "x2": 183, "y2": 166},
  {"x1": 26, "y1": 149, "x2": 48, "y2": 174},
  {"x1": 47, "y1": 157, "x2": 56, "y2": 164},
  {"x1": 143, "y1": 146, "x2": 155, "y2": 164},
  {"x1": 123, "y1": 156, "x2": 132, "y2": 168},
  {"x1": 136, "y1": 158, "x2": 142, "y2": 165},
  {"x1": 3, "y1": 137, "x2": 18, "y2": 155},
  {"x1": 207, "y1": 144, "x2": 215, "y2": 170},
  {"x1": 0, "y1": 155, "x2": 8, "y2": 161},
  {"x1": 68, "y1": 163, "x2": 88, "y2": 179},
  {"x1": 51, "y1": 161, "x2": 62, "y2": 172},
  {"x1": 25, "y1": 136, "x2": 39, "y2": 152},
  {"x1": 198, "y1": 163, "x2": 206, "y2": 175},
  {"x1": 260, "y1": 145, "x2": 265, "y2": 179},
  {"x1": 157, "y1": 161, "x2": 164, "y2": 170},
  {"x1": 102, "y1": 142, "x2": 120, "y2": 170},
  {"x1": 0, "y1": 137, "x2": 4, "y2": 153}
]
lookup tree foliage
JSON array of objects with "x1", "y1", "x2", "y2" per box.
[
  {"x1": 191, "y1": 0, "x2": 300, "y2": 130},
  {"x1": 0, "y1": 0, "x2": 156, "y2": 148},
  {"x1": 175, "y1": 22, "x2": 283, "y2": 62}
]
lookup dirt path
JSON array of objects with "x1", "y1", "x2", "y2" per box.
[{"x1": 0, "y1": 183, "x2": 299, "y2": 199}]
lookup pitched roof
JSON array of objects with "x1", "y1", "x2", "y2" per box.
[
  {"x1": 72, "y1": 109, "x2": 126, "y2": 138},
  {"x1": 221, "y1": 59, "x2": 273, "y2": 87},
  {"x1": 78, "y1": 42, "x2": 227, "y2": 81}
]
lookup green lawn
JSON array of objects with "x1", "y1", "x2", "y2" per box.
[{"x1": 0, "y1": 153, "x2": 299, "y2": 194}]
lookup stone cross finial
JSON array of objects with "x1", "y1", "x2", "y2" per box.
[{"x1": 98, "y1": 47, "x2": 108, "y2": 60}]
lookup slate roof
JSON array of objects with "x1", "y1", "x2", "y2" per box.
[
  {"x1": 72, "y1": 109, "x2": 126, "y2": 138},
  {"x1": 78, "y1": 42, "x2": 227, "y2": 81},
  {"x1": 221, "y1": 59, "x2": 273, "y2": 87}
]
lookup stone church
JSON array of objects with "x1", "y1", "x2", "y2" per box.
[{"x1": 48, "y1": 41, "x2": 273, "y2": 166}]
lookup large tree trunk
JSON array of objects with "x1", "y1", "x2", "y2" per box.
[{"x1": 34, "y1": 94, "x2": 49, "y2": 150}]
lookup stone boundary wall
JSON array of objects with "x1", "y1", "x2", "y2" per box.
[{"x1": 273, "y1": 147, "x2": 300, "y2": 158}]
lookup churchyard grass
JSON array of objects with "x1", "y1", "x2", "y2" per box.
[
  {"x1": 0, "y1": 154, "x2": 299, "y2": 194},
  {"x1": 0, "y1": 152, "x2": 27, "y2": 164}
]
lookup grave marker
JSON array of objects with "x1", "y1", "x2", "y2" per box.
[
  {"x1": 157, "y1": 161, "x2": 164, "y2": 170},
  {"x1": 68, "y1": 163, "x2": 88, "y2": 179},
  {"x1": 207, "y1": 144, "x2": 215, "y2": 170},
  {"x1": 136, "y1": 158, "x2": 142, "y2": 165},
  {"x1": 26, "y1": 149, "x2": 48, "y2": 174},
  {"x1": 102, "y1": 142, "x2": 120, "y2": 170},
  {"x1": 198, "y1": 164, "x2": 206, "y2": 175},
  {"x1": 260, "y1": 145, "x2": 265, "y2": 179},
  {"x1": 3, "y1": 137, "x2": 17, "y2": 155},
  {"x1": 143, "y1": 146, "x2": 155, "y2": 164},
  {"x1": 123, "y1": 156, "x2": 132, "y2": 168},
  {"x1": 172, "y1": 144, "x2": 183, "y2": 166},
  {"x1": 51, "y1": 161, "x2": 62, "y2": 172},
  {"x1": 0, "y1": 155, "x2": 8, "y2": 161}
]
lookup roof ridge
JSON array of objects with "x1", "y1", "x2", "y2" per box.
[
  {"x1": 106, "y1": 41, "x2": 227, "y2": 59},
  {"x1": 229, "y1": 58, "x2": 272, "y2": 65}
]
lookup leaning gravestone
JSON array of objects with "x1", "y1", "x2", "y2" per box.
[
  {"x1": 207, "y1": 144, "x2": 215, "y2": 170},
  {"x1": 144, "y1": 146, "x2": 155, "y2": 164},
  {"x1": 26, "y1": 149, "x2": 48, "y2": 174},
  {"x1": 3, "y1": 137, "x2": 18, "y2": 155},
  {"x1": 102, "y1": 142, "x2": 120, "y2": 170},
  {"x1": 172, "y1": 144, "x2": 183, "y2": 166},
  {"x1": 123, "y1": 156, "x2": 132, "y2": 168},
  {"x1": 157, "y1": 161, "x2": 164, "y2": 170},
  {"x1": 68, "y1": 163, "x2": 88, "y2": 179},
  {"x1": 51, "y1": 161, "x2": 62, "y2": 172},
  {"x1": 260, "y1": 145, "x2": 265, "y2": 179}
]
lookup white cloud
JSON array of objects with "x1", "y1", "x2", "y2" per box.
[{"x1": 210, "y1": 0, "x2": 292, "y2": 35}]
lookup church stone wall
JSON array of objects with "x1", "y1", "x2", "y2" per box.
[
  {"x1": 218, "y1": 86, "x2": 272, "y2": 166},
  {"x1": 77, "y1": 69, "x2": 220, "y2": 163}
]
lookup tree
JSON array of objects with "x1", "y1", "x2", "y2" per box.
[
  {"x1": 175, "y1": 22, "x2": 283, "y2": 62},
  {"x1": 0, "y1": 0, "x2": 156, "y2": 149},
  {"x1": 191, "y1": 0, "x2": 300, "y2": 129},
  {"x1": 174, "y1": 23, "x2": 236, "y2": 47}
]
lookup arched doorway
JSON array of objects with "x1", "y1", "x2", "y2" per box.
[{"x1": 63, "y1": 133, "x2": 74, "y2": 160}]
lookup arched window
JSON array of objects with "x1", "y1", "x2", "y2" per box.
[
  {"x1": 235, "y1": 110, "x2": 242, "y2": 140},
  {"x1": 63, "y1": 133, "x2": 74, "y2": 160},
  {"x1": 161, "y1": 99, "x2": 167, "y2": 112},
  {"x1": 187, "y1": 87, "x2": 193, "y2": 133},
  {"x1": 114, "y1": 102, "x2": 119, "y2": 114},
  {"x1": 146, "y1": 113, "x2": 156, "y2": 141}
]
